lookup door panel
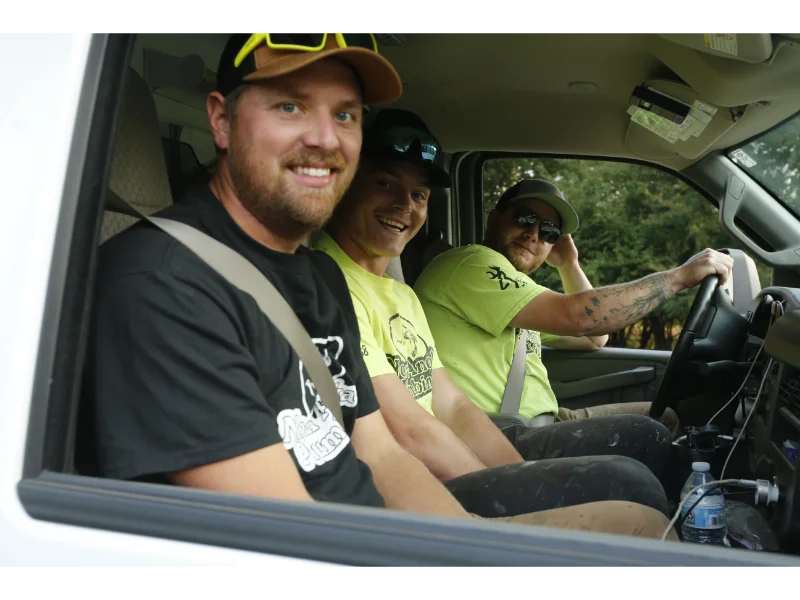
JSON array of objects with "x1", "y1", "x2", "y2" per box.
[{"x1": 542, "y1": 347, "x2": 672, "y2": 410}]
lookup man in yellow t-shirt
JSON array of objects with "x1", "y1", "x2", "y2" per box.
[
  {"x1": 313, "y1": 108, "x2": 675, "y2": 519},
  {"x1": 413, "y1": 242, "x2": 561, "y2": 422},
  {"x1": 414, "y1": 179, "x2": 733, "y2": 443}
]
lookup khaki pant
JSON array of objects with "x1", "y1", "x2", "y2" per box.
[
  {"x1": 558, "y1": 402, "x2": 681, "y2": 440},
  {"x1": 491, "y1": 500, "x2": 679, "y2": 541}
]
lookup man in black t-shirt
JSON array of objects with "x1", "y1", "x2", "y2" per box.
[{"x1": 78, "y1": 33, "x2": 677, "y2": 540}]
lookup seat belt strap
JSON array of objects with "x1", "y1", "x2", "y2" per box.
[
  {"x1": 105, "y1": 191, "x2": 345, "y2": 428},
  {"x1": 500, "y1": 329, "x2": 527, "y2": 416}
]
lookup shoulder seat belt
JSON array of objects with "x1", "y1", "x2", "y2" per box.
[
  {"x1": 105, "y1": 190, "x2": 344, "y2": 428},
  {"x1": 500, "y1": 329, "x2": 527, "y2": 416},
  {"x1": 498, "y1": 329, "x2": 555, "y2": 427}
]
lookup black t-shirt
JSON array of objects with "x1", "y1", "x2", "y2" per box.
[{"x1": 77, "y1": 184, "x2": 385, "y2": 508}]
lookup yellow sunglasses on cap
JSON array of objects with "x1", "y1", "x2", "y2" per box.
[{"x1": 234, "y1": 34, "x2": 379, "y2": 68}]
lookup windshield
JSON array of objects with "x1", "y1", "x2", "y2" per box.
[{"x1": 728, "y1": 111, "x2": 800, "y2": 216}]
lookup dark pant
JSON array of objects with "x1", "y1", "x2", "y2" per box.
[
  {"x1": 444, "y1": 414, "x2": 672, "y2": 519},
  {"x1": 503, "y1": 414, "x2": 673, "y2": 479}
]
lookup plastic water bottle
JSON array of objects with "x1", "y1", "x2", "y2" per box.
[{"x1": 679, "y1": 461, "x2": 726, "y2": 544}]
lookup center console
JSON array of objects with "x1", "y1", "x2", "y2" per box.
[{"x1": 733, "y1": 287, "x2": 800, "y2": 551}]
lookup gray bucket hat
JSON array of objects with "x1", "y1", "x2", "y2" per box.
[{"x1": 495, "y1": 179, "x2": 579, "y2": 235}]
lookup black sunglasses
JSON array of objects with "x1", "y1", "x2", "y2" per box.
[
  {"x1": 366, "y1": 126, "x2": 443, "y2": 165},
  {"x1": 511, "y1": 206, "x2": 562, "y2": 244}
]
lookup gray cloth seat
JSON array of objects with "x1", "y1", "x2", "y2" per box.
[
  {"x1": 101, "y1": 68, "x2": 173, "y2": 243},
  {"x1": 385, "y1": 256, "x2": 405, "y2": 282}
]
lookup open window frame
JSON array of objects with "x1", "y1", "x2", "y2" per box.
[{"x1": 15, "y1": 33, "x2": 799, "y2": 567}]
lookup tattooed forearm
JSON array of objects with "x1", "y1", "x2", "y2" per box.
[{"x1": 579, "y1": 272, "x2": 675, "y2": 336}]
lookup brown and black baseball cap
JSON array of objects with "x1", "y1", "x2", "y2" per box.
[
  {"x1": 496, "y1": 179, "x2": 580, "y2": 234},
  {"x1": 215, "y1": 33, "x2": 402, "y2": 105}
]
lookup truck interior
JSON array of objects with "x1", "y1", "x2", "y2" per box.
[{"x1": 17, "y1": 32, "x2": 800, "y2": 565}]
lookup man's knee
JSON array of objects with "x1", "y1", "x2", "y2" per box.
[
  {"x1": 505, "y1": 500, "x2": 678, "y2": 540},
  {"x1": 624, "y1": 403, "x2": 681, "y2": 441},
  {"x1": 617, "y1": 413, "x2": 672, "y2": 451},
  {"x1": 591, "y1": 501, "x2": 678, "y2": 540},
  {"x1": 571, "y1": 401, "x2": 679, "y2": 443},
  {"x1": 589, "y1": 455, "x2": 669, "y2": 515},
  {"x1": 572, "y1": 413, "x2": 672, "y2": 468},
  {"x1": 622, "y1": 412, "x2": 671, "y2": 434},
  {"x1": 660, "y1": 407, "x2": 682, "y2": 439}
]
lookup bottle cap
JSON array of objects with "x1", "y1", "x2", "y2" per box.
[{"x1": 692, "y1": 461, "x2": 711, "y2": 472}]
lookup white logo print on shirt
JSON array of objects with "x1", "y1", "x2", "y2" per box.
[{"x1": 276, "y1": 336, "x2": 358, "y2": 472}]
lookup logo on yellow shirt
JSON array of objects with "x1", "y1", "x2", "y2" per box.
[
  {"x1": 386, "y1": 314, "x2": 435, "y2": 400},
  {"x1": 486, "y1": 265, "x2": 527, "y2": 291},
  {"x1": 525, "y1": 330, "x2": 542, "y2": 358}
]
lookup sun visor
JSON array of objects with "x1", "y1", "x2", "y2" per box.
[
  {"x1": 657, "y1": 34, "x2": 774, "y2": 64},
  {"x1": 623, "y1": 79, "x2": 744, "y2": 161}
]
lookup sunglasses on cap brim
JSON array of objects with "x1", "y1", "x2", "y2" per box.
[
  {"x1": 366, "y1": 126, "x2": 443, "y2": 164},
  {"x1": 511, "y1": 205, "x2": 562, "y2": 244},
  {"x1": 234, "y1": 34, "x2": 378, "y2": 68}
]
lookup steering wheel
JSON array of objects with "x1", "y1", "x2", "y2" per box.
[{"x1": 649, "y1": 274, "x2": 723, "y2": 419}]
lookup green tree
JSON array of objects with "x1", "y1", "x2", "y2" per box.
[{"x1": 482, "y1": 157, "x2": 772, "y2": 350}]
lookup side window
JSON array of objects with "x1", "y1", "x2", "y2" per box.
[
  {"x1": 727, "y1": 111, "x2": 800, "y2": 215},
  {"x1": 482, "y1": 157, "x2": 771, "y2": 350}
]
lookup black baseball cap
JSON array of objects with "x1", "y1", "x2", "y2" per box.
[
  {"x1": 215, "y1": 33, "x2": 402, "y2": 105},
  {"x1": 495, "y1": 179, "x2": 579, "y2": 234},
  {"x1": 361, "y1": 108, "x2": 450, "y2": 187}
]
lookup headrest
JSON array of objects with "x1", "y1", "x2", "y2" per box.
[{"x1": 101, "y1": 68, "x2": 173, "y2": 242}]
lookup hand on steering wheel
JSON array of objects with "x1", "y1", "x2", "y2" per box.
[
  {"x1": 650, "y1": 274, "x2": 722, "y2": 419},
  {"x1": 672, "y1": 249, "x2": 734, "y2": 292}
]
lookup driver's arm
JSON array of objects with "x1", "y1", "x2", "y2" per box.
[
  {"x1": 415, "y1": 247, "x2": 731, "y2": 375},
  {"x1": 541, "y1": 335, "x2": 605, "y2": 351},
  {"x1": 510, "y1": 249, "x2": 733, "y2": 337},
  {"x1": 551, "y1": 244, "x2": 608, "y2": 349}
]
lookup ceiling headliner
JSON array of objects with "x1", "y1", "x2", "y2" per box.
[{"x1": 134, "y1": 33, "x2": 800, "y2": 172}]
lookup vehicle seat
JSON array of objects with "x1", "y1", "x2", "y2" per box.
[
  {"x1": 421, "y1": 228, "x2": 453, "y2": 268},
  {"x1": 385, "y1": 256, "x2": 405, "y2": 282},
  {"x1": 101, "y1": 67, "x2": 173, "y2": 242},
  {"x1": 161, "y1": 137, "x2": 209, "y2": 201},
  {"x1": 75, "y1": 67, "x2": 174, "y2": 476}
]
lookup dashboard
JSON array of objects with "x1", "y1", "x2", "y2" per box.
[{"x1": 748, "y1": 287, "x2": 800, "y2": 551}]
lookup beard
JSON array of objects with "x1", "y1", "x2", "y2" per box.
[
  {"x1": 486, "y1": 232, "x2": 545, "y2": 275},
  {"x1": 227, "y1": 133, "x2": 356, "y2": 241},
  {"x1": 505, "y1": 248, "x2": 537, "y2": 274}
]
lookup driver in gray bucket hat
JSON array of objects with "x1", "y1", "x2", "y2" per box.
[{"x1": 415, "y1": 177, "x2": 733, "y2": 478}]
